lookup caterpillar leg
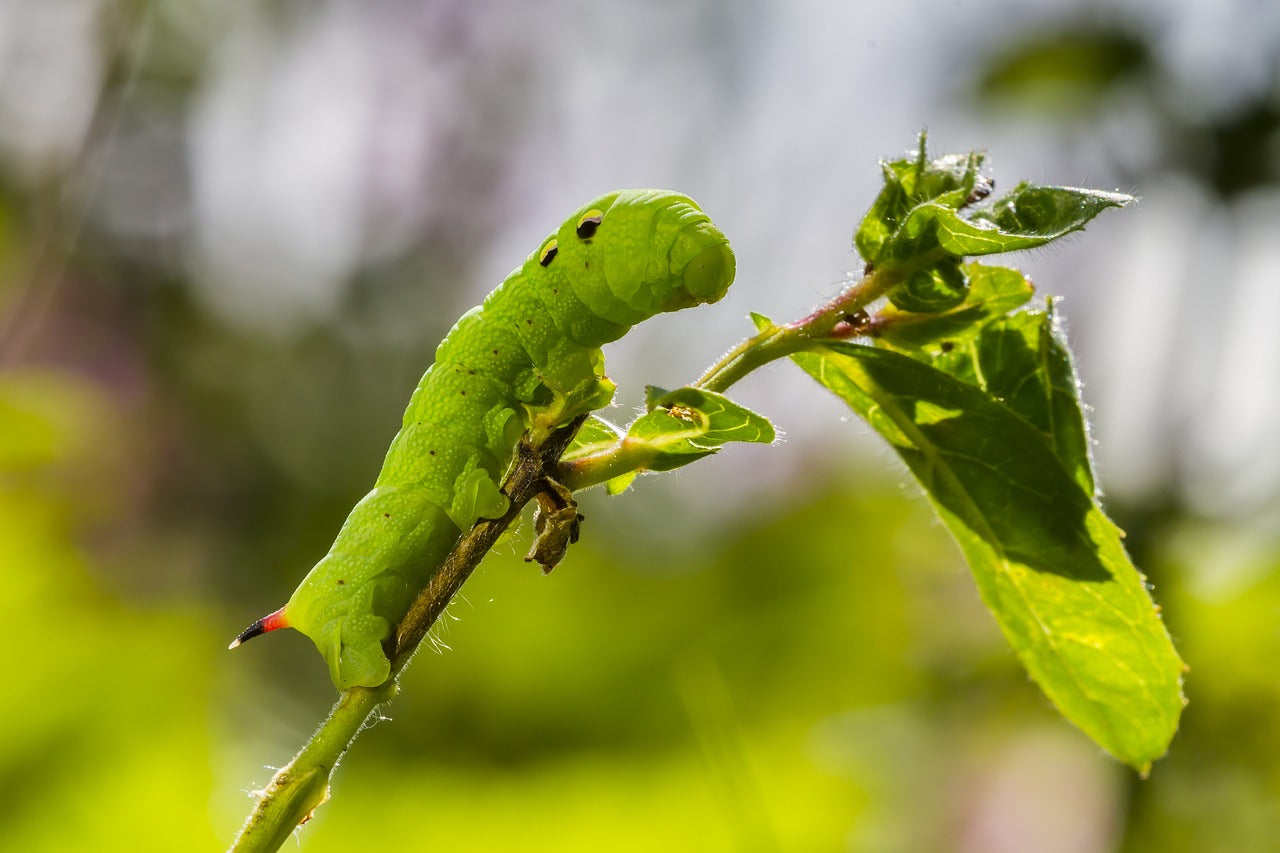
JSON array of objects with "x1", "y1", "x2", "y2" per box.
[{"x1": 524, "y1": 476, "x2": 582, "y2": 573}]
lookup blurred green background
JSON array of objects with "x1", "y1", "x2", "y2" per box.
[{"x1": 3, "y1": 2, "x2": 1279, "y2": 851}]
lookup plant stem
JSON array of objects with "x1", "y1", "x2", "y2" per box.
[
  {"x1": 695, "y1": 267, "x2": 897, "y2": 393},
  {"x1": 229, "y1": 683, "x2": 396, "y2": 853},
  {"x1": 229, "y1": 422, "x2": 585, "y2": 852}
]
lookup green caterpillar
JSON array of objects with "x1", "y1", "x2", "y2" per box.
[{"x1": 230, "y1": 189, "x2": 735, "y2": 690}]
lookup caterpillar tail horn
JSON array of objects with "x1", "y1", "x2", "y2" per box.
[{"x1": 228, "y1": 606, "x2": 290, "y2": 650}]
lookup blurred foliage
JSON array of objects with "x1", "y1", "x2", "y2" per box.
[
  {"x1": 975, "y1": 26, "x2": 1154, "y2": 117},
  {"x1": 0, "y1": 370, "x2": 222, "y2": 850},
  {"x1": 973, "y1": 18, "x2": 1280, "y2": 199}
]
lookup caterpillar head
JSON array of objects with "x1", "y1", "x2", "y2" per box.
[{"x1": 537, "y1": 189, "x2": 735, "y2": 328}]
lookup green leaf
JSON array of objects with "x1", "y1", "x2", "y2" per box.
[
  {"x1": 643, "y1": 384, "x2": 672, "y2": 410},
  {"x1": 975, "y1": 26, "x2": 1153, "y2": 117},
  {"x1": 749, "y1": 311, "x2": 777, "y2": 333},
  {"x1": 887, "y1": 257, "x2": 969, "y2": 313},
  {"x1": 972, "y1": 303, "x2": 1095, "y2": 495},
  {"x1": 560, "y1": 391, "x2": 775, "y2": 494},
  {"x1": 792, "y1": 342, "x2": 1184, "y2": 770},
  {"x1": 561, "y1": 416, "x2": 636, "y2": 495},
  {"x1": 887, "y1": 185, "x2": 1132, "y2": 261},
  {"x1": 562, "y1": 415, "x2": 626, "y2": 460},
  {"x1": 971, "y1": 182, "x2": 1133, "y2": 246},
  {"x1": 856, "y1": 140, "x2": 987, "y2": 263},
  {"x1": 626, "y1": 387, "x2": 775, "y2": 473},
  {"x1": 888, "y1": 298, "x2": 1096, "y2": 496},
  {"x1": 874, "y1": 264, "x2": 1035, "y2": 351}
]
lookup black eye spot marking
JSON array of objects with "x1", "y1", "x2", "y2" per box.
[
  {"x1": 539, "y1": 239, "x2": 558, "y2": 266},
  {"x1": 576, "y1": 209, "x2": 603, "y2": 240}
]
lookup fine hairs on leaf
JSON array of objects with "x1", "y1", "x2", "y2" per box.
[{"x1": 228, "y1": 138, "x2": 1183, "y2": 851}]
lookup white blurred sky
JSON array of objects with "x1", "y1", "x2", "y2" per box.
[{"x1": 2, "y1": 0, "x2": 1278, "y2": 523}]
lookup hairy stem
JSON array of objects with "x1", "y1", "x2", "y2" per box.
[
  {"x1": 696, "y1": 267, "x2": 897, "y2": 392},
  {"x1": 229, "y1": 421, "x2": 586, "y2": 852},
  {"x1": 561, "y1": 269, "x2": 897, "y2": 493}
]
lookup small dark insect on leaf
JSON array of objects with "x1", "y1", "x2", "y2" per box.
[
  {"x1": 965, "y1": 177, "x2": 995, "y2": 206},
  {"x1": 843, "y1": 309, "x2": 872, "y2": 333}
]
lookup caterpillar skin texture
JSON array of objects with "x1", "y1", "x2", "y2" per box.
[{"x1": 235, "y1": 190, "x2": 735, "y2": 690}]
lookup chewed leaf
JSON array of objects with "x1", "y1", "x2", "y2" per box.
[
  {"x1": 628, "y1": 387, "x2": 775, "y2": 473},
  {"x1": 559, "y1": 389, "x2": 775, "y2": 493},
  {"x1": 643, "y1": 384, "x2": 673, "y2": 410},
  {"x1": 793, "y1": 342, "x2": 1184, "y2": 770}
]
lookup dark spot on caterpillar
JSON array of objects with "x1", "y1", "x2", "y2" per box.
[
  {"x1": 584, "y1": 261, "x2": 590, "y2": 269},
  {"x1": 492, "y1": 349, "x2": 500, "y2": 356},
  {"x1": 940, "y1": 341, "x2": 955, "y2": 352},
  {"x1": 429, "y1": 450, "x2": 437, "y2": 456},
  {"x1": 467, "y1": 369, "x2": 475, "y2": 375},
  {"x1": 576, "y1": 213, "x2": 602, "y2": 239},
  {"x1": 460, "y1": 390, "x2": 467, "y2": 396},
  {"x1": 539, "y1": 240, "x2": 558, "y2": 266},
  {"x1": 552, "y1": 288, "x2": 559, "y2": 295},
  {"x1": 383, "y1": 512, "x2": 390, "y2": 518},
  {"x1": 526, "y1": 319, "x2": 534, "y2": 325},
  {"x1": 336, "y1": 579, "x2": 346, "y2": 585}
]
